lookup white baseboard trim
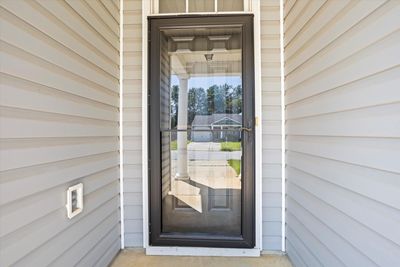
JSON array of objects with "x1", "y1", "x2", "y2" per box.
[
  {"x1": 261, "y1": 250, "x2": 287, "y2": 255},
  {"x1": 145, "y1": 247, "x2": 261, "y2": 257}
]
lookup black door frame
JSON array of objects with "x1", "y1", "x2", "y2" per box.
[{"x1": 148, "y1": 14, "x2": 255, "y2": 248}]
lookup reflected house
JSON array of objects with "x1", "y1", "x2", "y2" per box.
[{"x1": 191, "y1": 113, "x2": 242, "y2": 142}]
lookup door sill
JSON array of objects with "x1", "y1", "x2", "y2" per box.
[{"x1": 145, "y1": 246, "x2": 261, "y2": 257}]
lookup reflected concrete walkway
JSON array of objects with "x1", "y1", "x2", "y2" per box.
[
  {"x1": 111, "y1": 249, "x2": 293, "y2": 267},
  {"x1": 188, "y1": 160, "x2": 241, "y2": 189},
  {"x1": 188, "y1": 142, "x2": 221, "y2": 151},
  {"x1": 171, "y1": 150, "x2": 241, "y2": 160},
  {"x1": 169, "y1": 160, "x2": 241, "y2": 212},
  {"x1": 172, "y1": 160, "x2": 241, "y2": 189}
]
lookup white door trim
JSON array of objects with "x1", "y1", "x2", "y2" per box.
[
  {"x1": 141, "y1": 0, "x2": 150, "y2": 249},
  {"x1": 141, "y1": 0, "x2": 263, "y2": 255},
  {"x1": 119, "y1": 0, "x2": 125, "y2": 249},
  {"x1": 253, "y1": 0, "x2": 263, "y2": 253},
  {"x1": 279, "y1": 0, "x2": 286, "y2": 252}
]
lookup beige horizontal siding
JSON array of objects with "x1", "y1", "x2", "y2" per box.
[
  {"x1": 0, "y1": 0, "x2": 121, "y2": 266},
  {"x1": 122, "y1": 0, "x2": 284, "y2": 250},
  {"x1": 284, "y1": 0, "x2": 400, "y2": 266},
  {"x1": 260, "y1": 0, "x2": 283, "y2": 251},
  {"x1": 123, "y1": 0, "x2": 143, "y2": 247}
]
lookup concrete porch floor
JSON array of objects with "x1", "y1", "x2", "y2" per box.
[{"x1": 110, "y1": 249, "x2": 293, "y2": 267}]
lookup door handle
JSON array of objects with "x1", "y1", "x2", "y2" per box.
[{"x1": 240, "y1": 127, "x2": 252, "y2": 132}]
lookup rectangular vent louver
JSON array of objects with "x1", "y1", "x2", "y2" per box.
[{"x1": 66, "y1": 183, "x2": 83, "y2": 219}]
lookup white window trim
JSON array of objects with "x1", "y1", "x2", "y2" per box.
[
  {"x1": 151, "y1": 0, "x2": 252, "y2": 15},
  {"x1": 141, "y1": 0, "x2": 265, "y2": 256}
]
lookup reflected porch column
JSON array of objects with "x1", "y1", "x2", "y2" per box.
[{"x1": 175, "y1": 75, "x2": 189, "y2": 180}]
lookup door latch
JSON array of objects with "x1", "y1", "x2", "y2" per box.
[{"x1": 240, "y1": 127, "x2": 252, "y2": 132}]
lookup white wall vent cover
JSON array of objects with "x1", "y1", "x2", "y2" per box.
[{"x1": 66, "y1": 183, "x2": 83, "y2": 219}]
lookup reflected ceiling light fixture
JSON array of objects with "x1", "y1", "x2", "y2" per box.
[{"x1": 204, "y1": 53, "x2": 214, "y2": 62}]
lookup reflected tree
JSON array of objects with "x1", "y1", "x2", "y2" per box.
[
  {"x1": 188, "y1": 87, "x2": 207, "y2": 125},
  {"x1": 170, "y1": 85, "x2": 179, "y2": 128},
  {"x1": 170, "y1": 83, "x2": 242, "y2": 128}
]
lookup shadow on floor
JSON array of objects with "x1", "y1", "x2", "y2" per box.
[{"x1": 110, "y1": 249, "x2": 293, "y2": 267}]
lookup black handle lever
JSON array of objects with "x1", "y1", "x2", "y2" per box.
[{"x1": 240, "y1": 127, "x2": 252, "y2": 132}]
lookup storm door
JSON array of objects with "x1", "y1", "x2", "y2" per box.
[{"x1": 149, "y1": 15, "x2": 255, "y2": 248}]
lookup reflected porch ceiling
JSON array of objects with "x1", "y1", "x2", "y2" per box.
[{"x1": 163, "y1": 27, "x2": 242, "y2": 77}]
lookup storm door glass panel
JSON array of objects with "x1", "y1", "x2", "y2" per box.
[
  {"x1": 160, "y1": 26, "x2": 243, "y2": 236},
  {"x1": 159, "y1": 0, "x2": 186, "y2": 13}
]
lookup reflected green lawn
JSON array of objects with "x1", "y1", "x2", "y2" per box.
[
  {"x1": 221, "y1": 142, "x2": 241, "y2": 151},
  {"x1": 228, "y1": 159, "x2": 241, "y2": 176},
  {"x1": 170, "y1": 140, "x2": 191, "y2": 150}
]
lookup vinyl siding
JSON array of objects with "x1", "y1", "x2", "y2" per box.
[
  {"x1": 122, "y1": 0, "x2": 143, "y2": 247},
  {"x1": 122, "y1": 0, "x2": 284, "y2": 250},
  {"x1": 284, "y1": 1, "x2": 400, "y2": 266},
  {"x1": 260, "y1": 0, "x2": 283, "y2": 251},
  {"x1": 160, "y1": 35, "x2": 171, "y2": 200},
  {"x1": 0, "y1": 0, "x2": 121, "y2": 266}
]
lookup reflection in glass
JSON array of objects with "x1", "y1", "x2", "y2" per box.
[{"x1": 160, "y1": 26, "x2": 243, "y2": 235}]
